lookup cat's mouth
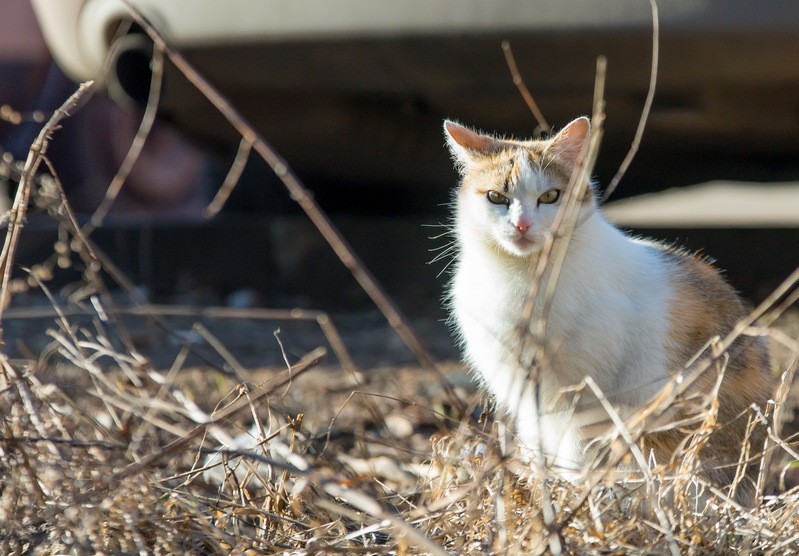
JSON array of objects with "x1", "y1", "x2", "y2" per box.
[{"x1": 506, "y1": 234, "x2": 540, "y2": 255}]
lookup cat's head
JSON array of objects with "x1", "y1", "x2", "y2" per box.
[{"x1": 444, "y1": 117, "x2": 594, "y2": 257}]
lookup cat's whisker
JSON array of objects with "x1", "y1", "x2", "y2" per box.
[
  {"x1": 429, "y1": 247, "x2": 457, "y2": 265},
  {"x1": 435, "y1": 257, "x2": 458, "y2": 279},
  {"x1": 428, "y1": 241, "x2": 455, "y2": 252},
  {"x1": 430, "y1": 256, "x2": 454, "y2": 268},
  {"x1": 427, "y1": 231, "x2": 455, "y2": 241},
  {"x1": 539, "y1": 155, "x2": 554, "y2": 174},
  {"x1": 429, "y1": 251, "x2": 454, "y2": 262}
]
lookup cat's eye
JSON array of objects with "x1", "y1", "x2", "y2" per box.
[
  {"x1": 486, "y1": 190, "x2": 509, "y2": 206},
  {"x1": 538, "y1": 189, "x2": 561, "y2": 204}
]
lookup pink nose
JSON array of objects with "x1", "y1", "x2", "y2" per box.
[{"x1": 515, "y1": 221, "x2": 531, "y2": 234}]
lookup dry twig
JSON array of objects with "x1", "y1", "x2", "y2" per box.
[
  {"x1": 117, "y1": 0, "x2": 466, "y2": 417},
  {"x1": 0, "y1": 81, "x2": 95, "y2": 342}
]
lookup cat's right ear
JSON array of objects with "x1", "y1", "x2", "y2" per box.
[{"x1": 443, "y1": 120, "x2": 498, "y2": 173}]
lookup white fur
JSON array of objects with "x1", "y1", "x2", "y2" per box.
[{"x1": 448, "y1": 153, "x2": 675, "y2": 474}]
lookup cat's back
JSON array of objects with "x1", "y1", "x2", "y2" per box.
[
  {"x1": 646, "y1": 246, "x2": 774, "y2": 498},
  {"x1": 660, "y1": 247, "x2": 773, "y2": 440},
  {"x1": 657, "y1": 245, "x2": 766, "y2": 369}
]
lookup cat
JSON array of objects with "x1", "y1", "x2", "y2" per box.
[{"x1": 443, "y1": 117, "x2": 775, "y2": 504}]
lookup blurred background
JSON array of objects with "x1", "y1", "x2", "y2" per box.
[{"x1": 2, "y1": 0, "x2": 798, "y2": 328}]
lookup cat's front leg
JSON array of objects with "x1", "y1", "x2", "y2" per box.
[{"x1": 511, "y1": 385, "x2": 586, "y2": 482}]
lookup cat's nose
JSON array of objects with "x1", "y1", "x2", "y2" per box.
[{"x1": 515, "y1": 222, "x2": 531, "y2": 234}]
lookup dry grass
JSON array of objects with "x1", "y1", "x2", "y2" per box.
[
  {"x1": 0, "y1": 307, "x2": 798, "y2": 554},
  {"x1": 2, "y1": 4, "x2": 799, "y2": 554}
]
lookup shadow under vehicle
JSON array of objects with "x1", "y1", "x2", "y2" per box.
[{"x1": 27, "y1": 0, "x2": 799, "y2": 308}]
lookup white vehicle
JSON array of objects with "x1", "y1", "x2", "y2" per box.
[{"x1": 30, "y1": 0, "x2": 799, "y2": 202}]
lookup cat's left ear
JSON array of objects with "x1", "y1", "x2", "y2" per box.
[
  {"x1": 443, "y1": 120, "x2": 500, "y2": 172},
  {"x1": 549, "y1": 117, "x2": 591, "y2": 167}
]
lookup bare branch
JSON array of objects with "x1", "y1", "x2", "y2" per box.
[
  {"x1": 600, "y1": 0, "x2": 660, "y2": 203},
  {"x1": 501, "y1": 41, "x2": 551, "y2": 134},
  {"x1": 87, "y1": 43, "x2": 165, "y2": 230},
  {"x1": 0, "y1": 80, "x2": 95, "y2": 343},
  {"x1": 204, "y1": 136, "x2": 252, "y2": 218},
  {"x1": 117, "y1": 0, "x2": 466, "y2": 416}
]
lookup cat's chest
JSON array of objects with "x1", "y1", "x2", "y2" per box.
[
  {"x1": 450, "y1": 240, "x2": 673, "y2": 404},
  {"x1": 451, "y1": 255, "x2": 526, "y2": 336},
  {"x1": 451, "y1": 253, "x2": 582, "y2": 342},
  {"x1": 450, "y1": 250, "x2": 638, "y2": 384}
]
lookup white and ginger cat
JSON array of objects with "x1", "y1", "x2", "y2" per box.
[{"x1": 443, "y1": 117, "x2": 775, "y2": 503}]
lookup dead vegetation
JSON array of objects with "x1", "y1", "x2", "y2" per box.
[
  {"x1": 1, "y1": 308, "x2": 798, "y2": 554},
  {"x1": 1, "y1": 2, "x2": 799, "y2": 554}
]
